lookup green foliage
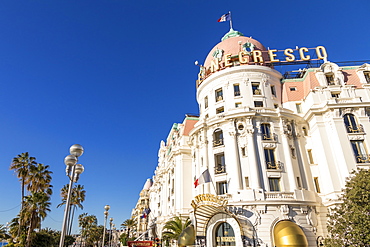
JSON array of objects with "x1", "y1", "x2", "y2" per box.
[
  {"x1": 161, "y1": 216, "x2": 191, "y2": 244},
  {"x1": 9, "y1": 153, "x2": 53, "y2": 247},
  {"x1": 29, "y1": 231, "x2": 54, "y2": 247},
  {"x1": 121, "y1": 218, "x2": 136, "y2": 239},
  {"x1": 78, "y1": 213, "x2": 103, "y2": 247},
  {"x1": 119, "y1": 232, "x2": 135, "y2": 246},
  {"x1": 325, "y1": 169, "x2": 370, "y2": 246},
  {"x1": 0, "y1": 224, "x2": 10, "y2": 240}
]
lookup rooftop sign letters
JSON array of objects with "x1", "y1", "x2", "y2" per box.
[{"x1": 197, "y1": 46, "x2": 328, "y2": 86}]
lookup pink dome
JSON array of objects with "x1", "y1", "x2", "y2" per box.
[{"x1": 204, "y1": 36, "x2": 268, "y2": 68}]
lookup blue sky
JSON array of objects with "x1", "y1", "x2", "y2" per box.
[{"x1": 0, "y1": 0, "x2": 369, "y2": 233}]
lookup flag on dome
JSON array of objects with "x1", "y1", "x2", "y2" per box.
[
  {"x1": 194, "y1": 169, "x2": 211, "y2": 188},
  {"x1": 217, "y1": 13, "x2": 231, "y2": 22}
]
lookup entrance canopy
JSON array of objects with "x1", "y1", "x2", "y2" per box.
[{"x1": 273, "y1": 220, "x2": 308, "y2": 247}]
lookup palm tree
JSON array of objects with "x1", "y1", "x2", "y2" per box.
[
  {"x1": 121, "y1": 218, "x2": 136, "y2": 240},
  {"x1": 58, "y1": 184, "x2": 86, "y2": 235},
  {"x1": 27, "y1": 163, "x2": 53, "y2": 196},
  {"x1": 10, "y1": 152, "x2": 37, "y2": 236},
  {"x1": 162, "y1": 216, "x2": 191, "y2": 245},
  {"x1": 23, "y1": 191, "x2": 51, "y2": 247},
  {"x1": 0, "y1": 224, "x2": 10, "y2": 240}
]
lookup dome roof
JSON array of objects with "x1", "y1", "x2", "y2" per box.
[
  {"x1": 142, "y1": 178, "x2": 153, "y2": 190},
  {"x1": 204, "y1": 30, "x2": 268, "y2": 68}
]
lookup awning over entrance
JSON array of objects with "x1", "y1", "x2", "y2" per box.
[
  {"x1": 273, "y1": 220, "x2": 308, "y2": 247},
  {"x1": 191, "y1": 194, "x2": 229, "y2": 236}
]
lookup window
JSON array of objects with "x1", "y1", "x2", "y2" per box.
[
  {"x1": 271, "y1": 85, "x2": 276, "y2": 97},
  {"x1": 252, "y1": 82, "x2": 261, "y2": 95},
  {"x1": 331, "y1": 93, "x2": 340, "y2": 98},
  {"x1": 274, "y1": 104, "x2": 279, "y2": 109},
  {"x1": 215, "y1": 153, "x2": 226, "y2": 174},
  {"x1": 326, "y1": 73, "x2": 335, "y2": 85},
  {"x1": 234, "y1": 84, "x2": 240, "y2": 96},
  {"x1": 235, "y1": 102, "x2": 242, "y2": 108},
  {"x1": 241, "y1": 147, "x2": 246, "y2": 156},
  {"x1": 269, "y1": 178, "x2": 281, "y2": 192},
  {"x1": 296, "y1": 103, "x2": 302, "y2": 113},
  {"x1": 217, "y1": 181, "x2": 228, "y2": 195},
  {"x1": 351, "y1": 140, "x2": 369, "y2": 163},
  {"x1": 213, "y1": 129, "x2": 224, "y2": 146},
  {"x1": 302, "y1": 127, "x2": 308, "y2": 136},
  {"x1": 343, "y1": 113, "x2": 362, "y2": 133},
  {"x1": 364, "y1": 71, "x2": 370, "y2": 83},
  {"x1": 245, "y1": 177, "x2": 250, "y2": 189},
  {"x1": 296, "y1": 177, "x2": 301, "y2": 188},
  {"x1": 204, "y1": 96, "x2": 208, "y2": 109},
  {"x1": 254, "y1": 101, "x2": 263, "y2": 107},
  {"x1": 215, "y1": 222, "x2": 235, "y2": 246},
  {"x1": 216, "y1": 107, "x2": 224, "y2": 114},
  {"x1": 313, "y1": 177, "x2": 321, "y2": 193},
  {"x1": 215, "y1": 88, "x2": 223, "y2": 102},
  {"x1": 289, "y1": 87, "x2": 297, "y2": 91},
  {"x1": 264, "y1": 148, "x2": 278, "y2": 169},
  {"x1": 261, "y1": 123, "x2": 272, "y2": 140},
  {"x1": 307, "y1": 149, "x2": 314, "y2": 164}
]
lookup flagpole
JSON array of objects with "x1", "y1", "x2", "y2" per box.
[{"x1": 229, "y1": 11, "x2": 233, "y2": 30}]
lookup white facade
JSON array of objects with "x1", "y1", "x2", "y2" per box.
[{"x1": 134, "y1": 29, "x2": 370, "y2": 247}]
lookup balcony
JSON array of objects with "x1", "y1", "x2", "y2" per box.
[
  {"x1": 347, "y1": 124, "x2": 364, "y2": 134},
  {"x1": 253, "y1": 89, "x2": 261, "y2": 95},
  {"x1": 262, "y1": 133, "x2": 277, "y2": 142},
  {"x1": 213, "y1": 139, "x2": 224, "y2": 147},
  {"x1": 265, "y1": 192, "x2": 294, "y2": 200},
  {"x1": 266, "y1": 161, "x2": 283, "y2": 170},
  {"x1": 356, "y1": 154, "x2": 370, "y2": 163},
  {"x1": 215, "y1": 164, "x2": 226, "y2": 174}
]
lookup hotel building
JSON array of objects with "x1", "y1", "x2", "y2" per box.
[{"x1": 132, "y1": 28, "x2": 370, "y2": 247}]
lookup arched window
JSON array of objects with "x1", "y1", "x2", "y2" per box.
[
  {"x1": 215, "y1": 222, "x2": 235, "y2": 246},
  {"x1": 343, "y1": 114, "x2": 362, "y2": 133},
  {"x1": 213, "y1": 129, "x2": 224, "y2": 146}
]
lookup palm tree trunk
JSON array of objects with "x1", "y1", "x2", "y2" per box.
[
  {"x1": 25, "y1": 213, "x2": 34, "y2": 247},
  {"x1": 18, "y1": 179, "x2": 25, "y2": 238}
]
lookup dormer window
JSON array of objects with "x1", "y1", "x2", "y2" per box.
[
  {"x1": 364, "y1": 71, "x2": 370, "y2": 83},
  {"x1": 326, "y1": 73, "x2": 335, "y2": 86},
  {"x1": 215, "y1": 88, "x2": 223, "y2": 102}
]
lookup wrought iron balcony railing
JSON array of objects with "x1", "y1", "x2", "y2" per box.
[
  {"x1": 215, "y1": 164, "x2": 226, "y2": 174},
  {"x1": 346, "y1": 124, "x2": 364, "y2": 133},
  {"x1": 266, "y1": 161, "x2": 283, "y2": 170},
  {"x1": 213, "y1": 139, "x2": 224, "y2": 147},
  {"x1": 356, "y1": 154, "x2": 370, "y2": 163}
]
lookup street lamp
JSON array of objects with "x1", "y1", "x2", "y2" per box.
[
  {"x1": 59, "y1": 144, "x2": 84, "y2": 247},
  {"x1": 109, "y1": 218, "x2": 114, "y2": 247},
  {"x1": 102, "y1": 205, "x2": 110, "y2": 247}
]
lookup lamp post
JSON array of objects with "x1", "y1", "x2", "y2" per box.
[
  {"x1": 102, "y1": 205, "x2": 110, "y2": 247},
  {"x1": 59, "y1": 144, "x2": 84, "y2": 247},
  {"x1": 109, "y1": 218, "x2": 113, "y2": 247}
]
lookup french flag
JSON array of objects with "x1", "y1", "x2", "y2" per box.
[
  {"x1": 217, "y1": 13, "x2": 231, "y2": 23},
  {"x1": 194, "y1": 169, "x2": 211, "y2": 188}
]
